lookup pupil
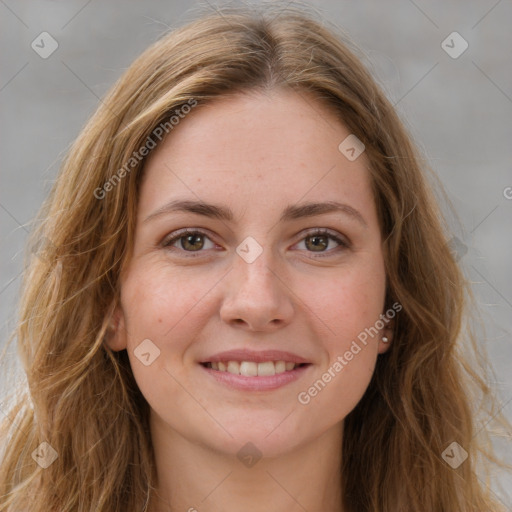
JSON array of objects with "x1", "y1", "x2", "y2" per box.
[
  {"x1": 309, "y1": 235, "x2": 327, "y2": 251},
  {"x1": 184, "y1": 234, "x2": 203, "y2": 250}
]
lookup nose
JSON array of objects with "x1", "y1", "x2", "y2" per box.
[{"x1": 219, "y1": 249, "x2": 294, "y2": 333}]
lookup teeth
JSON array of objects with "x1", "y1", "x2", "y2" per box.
[
  {"x1": 275, "y1": 361, "x2": 286, "y2": 374},
  {"x1": 240, "y1": 361, "x2": 258, "y2": 376},
  {"x1": 257, "y1": 361, "x2": 275, "y2": 376},
  {"x1": 209, "y1": 360, "x2": 301, "y2": 375},
  {"x1": 227, "y1": 361, "x2": 240, "y2": 375}
]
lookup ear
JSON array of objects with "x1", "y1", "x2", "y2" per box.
[
  {"x1": 103, "y1": 305, "x2": 128, "y2": 352},
  {"x1": 377, "y1": 317, "x2": 395, "y2": 355}
]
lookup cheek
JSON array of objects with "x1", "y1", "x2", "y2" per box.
[
  {"x1": 119, "y1": 261, "x2": 211, "y2": 384},
  {"x1": 121, "y1": 260, "x2": 210, "y2": 340},
  {"x1": 305, "y1": 254, "x2": 387, "y2": 348},
  {"x1": 119, "y1": 262, "x2": 213, "y2": 422},
  {"x1": 295, "y1": 281, "x2": 383, "y2": 429},
  {"x1": 295, "y1": 349, "x2": 376, "y2": 439},
  {"x1": 292, "y1": 256, "x2": 385, "y2": 420}
]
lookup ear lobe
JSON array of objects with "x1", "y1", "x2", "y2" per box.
[{"x1": 103, "y1": 306, "x2": 127, "y2": 352}]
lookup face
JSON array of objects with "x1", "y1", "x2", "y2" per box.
[{"x1": 108, "y1": 88, "x2": 392, "y2": 458}]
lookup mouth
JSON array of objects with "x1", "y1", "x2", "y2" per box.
[
  {"x1": 199, "y1": 359, "x2": 312, "y2": 391},
  {"x1": 200, "y1": 360, "x2": 310, "y2": 376}
]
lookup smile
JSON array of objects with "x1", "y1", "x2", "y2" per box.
[
  {"x1": 201, "y1": 360, "x2": 308, "y2": 376},
  {"x1": 200, "y1": 361, "x2": 312, "y2": 391}
]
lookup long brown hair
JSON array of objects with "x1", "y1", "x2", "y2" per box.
[{"x1": 1, "y1": 3, "x2": 509, "y2": 510}]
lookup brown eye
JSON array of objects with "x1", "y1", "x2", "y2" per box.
[
  {"x1": 297, "y1": 229, "x2": 349, "y2": 255},
  {"x1": 305, "y1": 234, "x2": 329, "y2": 252},
  {"x1": 180, "y1": 233, "x2": 205, "y2": 251},
  {"x1": 163, "y1": 230, "x2": 215, "y2": 253}
]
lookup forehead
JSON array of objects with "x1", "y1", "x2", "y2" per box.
[{"x1": 139, "y1": 89, "x2": 375, "y2": 222}]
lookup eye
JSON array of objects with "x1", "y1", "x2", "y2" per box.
[
  {"x1": 162, "y1": 229, "x2": 216, "y2": 255},
  {"x1": 294, "y1": 228, "x2": 349, "y2": 256},
  {"x1": 162, "y1": 228, "x2": 349, "y2": 257}
]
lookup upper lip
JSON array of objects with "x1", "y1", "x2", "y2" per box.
[{"x1": 200, "y1": 349, "x2": 310, "y2": 364}]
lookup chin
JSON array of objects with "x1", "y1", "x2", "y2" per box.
[{"x1": 200, "y1": 415, "x2": 311, "y2": 459}]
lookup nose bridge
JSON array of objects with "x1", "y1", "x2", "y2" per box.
[
  {"x1": 219, "y1": 239, "x2": 294, "y2": 331},
  {"x1": 233, "y1": 240, "x2": 281, "y2": 298}
]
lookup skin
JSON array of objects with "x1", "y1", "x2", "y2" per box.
[{"x1": 107, "y1": 88, "x2": 393, "y2": 512}]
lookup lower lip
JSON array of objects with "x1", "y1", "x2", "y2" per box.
[{"x1": 200, "y1": 364, "x2": 312, "y2": 391}]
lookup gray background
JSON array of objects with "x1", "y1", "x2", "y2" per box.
[{"x1": 1, "y1": 0, "x2": 511, "y2": 505}]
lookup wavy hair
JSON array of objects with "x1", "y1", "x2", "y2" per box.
[{"x1": 0, "y1": 2, "x2": 509, "y2": 510}]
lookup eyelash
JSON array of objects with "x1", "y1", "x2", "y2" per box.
[{"x1": 161, "y1": 228, "x2": 350, "y2": 258}]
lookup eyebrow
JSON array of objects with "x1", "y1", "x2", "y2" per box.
[{"x1": 144, "y1": 199, "x2": 368, "y2": 228}]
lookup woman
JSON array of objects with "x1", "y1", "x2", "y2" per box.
[{"x1": 0, "y1": 3, "x2": 509, "y2": 511}]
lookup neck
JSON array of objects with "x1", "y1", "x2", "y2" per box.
[{"x1": 147, "y1": 413, "x2": 344, "y2": 512}]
